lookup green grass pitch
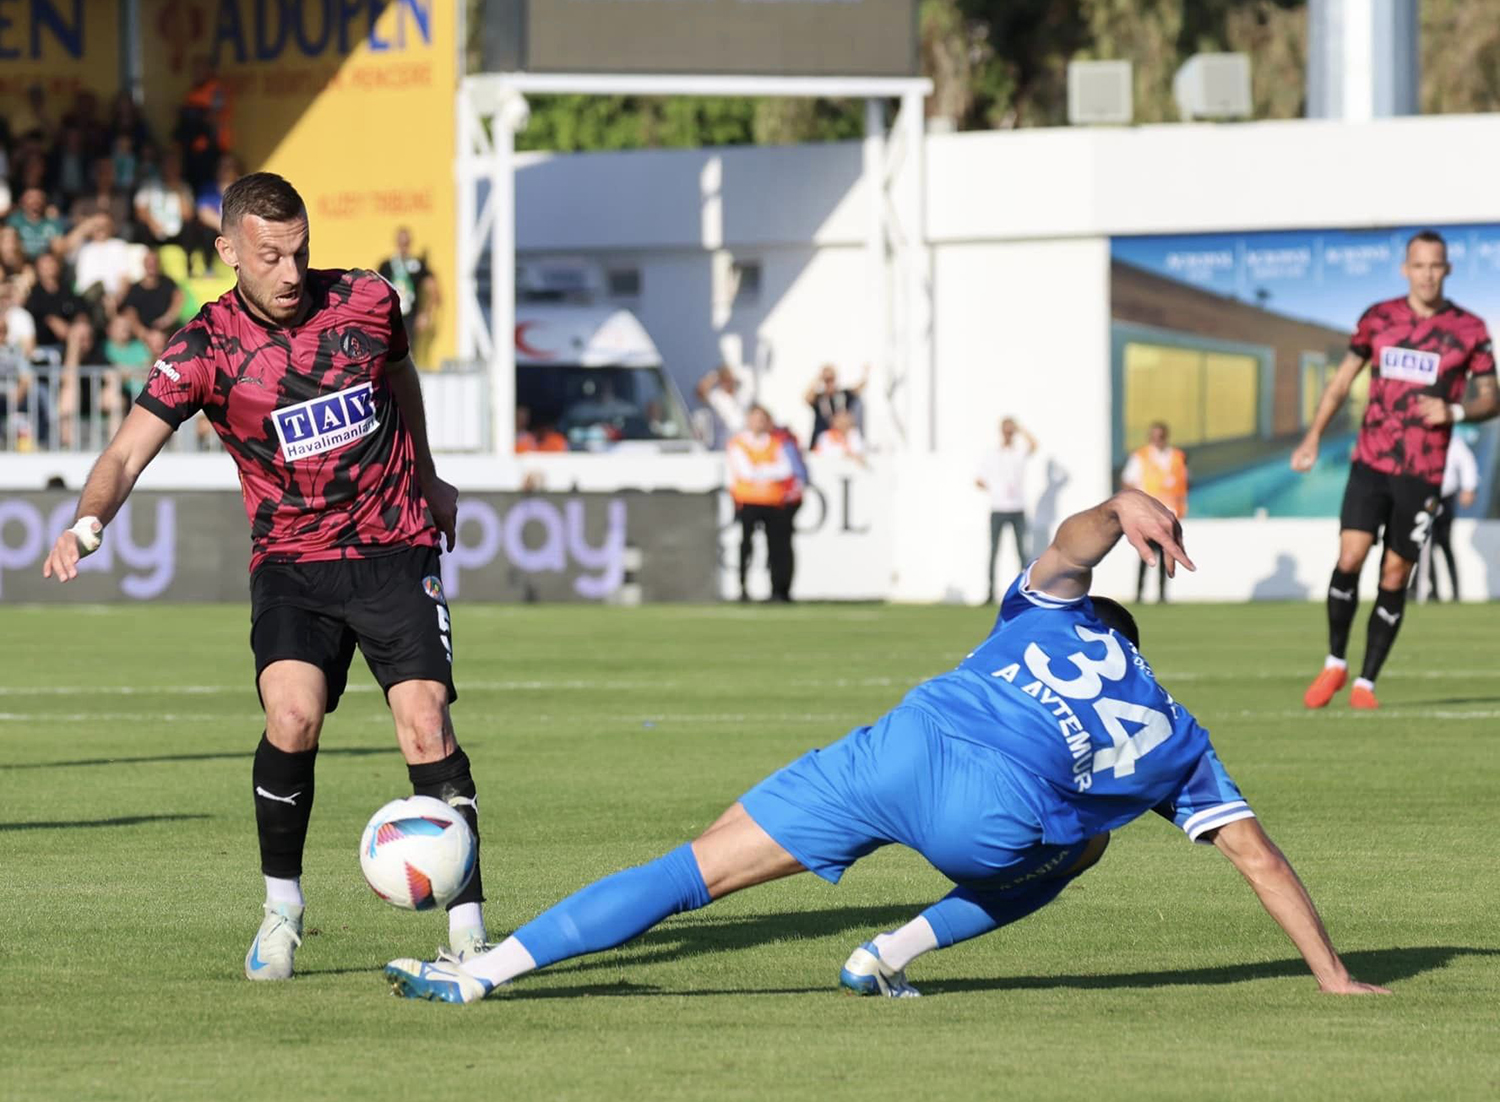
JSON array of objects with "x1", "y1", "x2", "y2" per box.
[{"x1": 1, "y1": 600, "x2": 1497, "y2": 1101}]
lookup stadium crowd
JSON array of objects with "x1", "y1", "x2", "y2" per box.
[{"x1": 0, "y1": 81, "x2": 240, "y2": 451}]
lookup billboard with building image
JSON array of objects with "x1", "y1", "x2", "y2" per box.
[{"x1": 1111, "y1": 225, "x2": 1500, "y2": 518}]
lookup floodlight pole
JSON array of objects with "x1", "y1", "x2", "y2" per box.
[{"x1": 456, "y1": 73, "x2": 931, "y2": 458}]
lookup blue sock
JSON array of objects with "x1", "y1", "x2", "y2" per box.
[
  {"x1": 512, "y1": 843, "x2": 712, "y2": 969},
  {"x1": 921, "y1": 879, "x2": 1070, "y2": 948}
]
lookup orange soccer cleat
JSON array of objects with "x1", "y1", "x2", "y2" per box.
[
  {"x1": 1303, "y1": 666, "x2": 1348, "y2": 709},
  {"x1": 1350, "y1": 683, "x2": 1379, "y2": 710}
]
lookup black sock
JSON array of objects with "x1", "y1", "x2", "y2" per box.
[
  {"x1": 1325, "y1": 568, "x2": 1360, "y2": 660},
  {"x1": 409, "y1": 748, "x2": 485, "y2": 909},
  {"x1": 252, "y1": 733, "x2": 317, "y2": 879},
  {"x1": 1360, "y1": 586, "x2": 1407, "y2": 683}
]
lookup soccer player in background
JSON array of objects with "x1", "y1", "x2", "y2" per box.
[
  {"x1": 41, "y1": 173, "x2": 493, "y2": 980},
  {"x1": 1292, "y1": 230, "x2": 1498, "y2": 710},
  {"x1": 386, "y1": 490, "x2": 1387, "y2": 1003}
]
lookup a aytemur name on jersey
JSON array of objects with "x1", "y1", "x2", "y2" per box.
[
  {"x1": 273, "y1": 383, "x2": 379, "y2": 461},
  {"x1": 1378, "y1": 345, "x2": 1440, "y2": 385}
]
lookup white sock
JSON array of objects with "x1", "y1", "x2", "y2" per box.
[
  {"x1": 871, "y1": 917, "x2": 939, "y2": 972},
  {"x1": 447, "y1": 902, "x2": 484, "y2": 941},
  {"x1": 1353, "y1": 677, "x2": 1374, "y2": 691},
  {"x1": 461, "y1": 935, "x2": 537, "y2": 986},
  {"x1": 1325, "y1": 655, "x2": 1348, "y2": 671},
  {"x1": 265, "y1": 875, "x2": 304, "y2": 908}
]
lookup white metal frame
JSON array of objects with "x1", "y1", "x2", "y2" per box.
[{"x1": 455, "y1": 72, "x2": 933, "y2": 455}]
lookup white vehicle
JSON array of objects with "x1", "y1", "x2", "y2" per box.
[{"x1": 514, "y1": 301, "x2": 701, "y2": 453}]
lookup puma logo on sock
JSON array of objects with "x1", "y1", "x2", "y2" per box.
[
  {"x1": 1374, "y1": 607, "x2": 1401, "y2": 626},
  {"x1": 1329, "y1": 586, "x2": 1354, "y2": 601},
  {"x1": 255, "y1": 786, "x2": 302, "y2": 806}
]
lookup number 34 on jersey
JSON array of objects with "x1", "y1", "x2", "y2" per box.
[{"x1": 990, "y1": 626, "x2": 1175, "y2": 792}]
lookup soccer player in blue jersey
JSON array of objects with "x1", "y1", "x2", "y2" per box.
[{"x1": 386, "y1": 490, "x2": 1389, "y2": 1002}]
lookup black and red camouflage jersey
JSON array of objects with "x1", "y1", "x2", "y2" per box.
[
  {"x1": 137, "y1": 268, "x2": 436, "y2": 572},
  {"x1": 1349, "y1": 296, "x2": 1495, "y2": 485}
]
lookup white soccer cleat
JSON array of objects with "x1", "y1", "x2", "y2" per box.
[
  {"x1": 245, "y1": 902, "x2": 304, "y2": 981},
  {"x1": 839, "y1": 939, "x2": 921, "y2": 998},
  {"x1": 385, "y1": 957, "x2": 495, "y2": 1004}
]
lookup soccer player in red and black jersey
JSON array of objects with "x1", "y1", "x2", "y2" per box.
[
  {"x1": 1291, "y1": 230, "x2": 1498, "y2": 710},
  {"x1": 41, "y1": 173, "x2": 493, "y2": 979}
]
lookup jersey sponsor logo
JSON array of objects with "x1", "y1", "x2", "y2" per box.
[
  {"x1": 152, "y1": 359, "x2": 181, "y2": 383},
  {"x1": 1378, "y1": 345, "x2": 1440, "y2": 385},
  {"x1": 272, "y1": 382, "x2": 379, "y2": 461}
]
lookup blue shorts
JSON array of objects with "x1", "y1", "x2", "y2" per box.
[{"x1": 739, "y1": 706, "x2": 1085, "y2": 891}]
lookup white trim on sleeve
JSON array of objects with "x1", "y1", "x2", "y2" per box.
[
  {"x1": 1018, "y1": 563, "x2": 1086, "y2": 609},
  {"x1": 1183, "y1": 801, "x2": 1256, "y2": 843}
]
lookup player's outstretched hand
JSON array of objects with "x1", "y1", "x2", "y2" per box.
[
  {"x1": 1112, "y1": 490, "x2": 1195, "y2": 578},
  {"x1": 1319, "y1": 977, "x2": 1392, "y2": 996},
  {"x1": 41, "y1": 524, "x2": 98, "y2": 583},
  {"x1": 1290, "y1": 435, "x2": 1319, "y2": 472},
  {"x1": 1413, "y1": 395, "x2": 1452, "y2": 427},
  {"x1": 423, "y1": 475, "x2": 459, "y2": 552}
]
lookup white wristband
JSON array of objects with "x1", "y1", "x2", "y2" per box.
[
  {"x1": 71, "y1": 516, "x2": 102, "y2": 555},
  {"x1": 1449, "y1": 403, "x2": 1466, "y2": 423}
]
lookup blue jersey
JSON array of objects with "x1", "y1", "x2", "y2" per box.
[{"x1": 901, "y1": 569, "x2": 1254, "y2": 846}]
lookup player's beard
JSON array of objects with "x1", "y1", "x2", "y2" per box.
[{"x1": 242, "y1": 277, "x2": 305, "y2": 326}]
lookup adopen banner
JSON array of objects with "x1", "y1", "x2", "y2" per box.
[
  {"x1": 139, "y1": 0, "x2": 457, "y2": 366},
  {"x1": 0, "y1": 491, "x2": 717, "y2": 603},
  {"x1": 0, "y1": 1, "x2": 118, "y2": 119},
  {"x1": 1111, "y1": 225, "x2": 1500, "y2": 519}
]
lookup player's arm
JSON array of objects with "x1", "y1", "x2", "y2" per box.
[
  {"x1": 41, "y1": 405, "x2": 174, "y2": 582},
  {"x1": 386, "y1": 352, "x2": 456, "y2": 552},
  {"x1": 1416, "y1": 373, "x2": 1499, "y2": 428},
  {"x1": 1028, "y1": 490, "x2": 1193, "y2": 601},
  {"x1": 1291, "y1": 351, "x2": 1366, "y2": 472},
  {"x1": 1207, "y1": 817, "x2": 1388, "y2": 995}
]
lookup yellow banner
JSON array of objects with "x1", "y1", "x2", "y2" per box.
[
  {"x1": 140, "y1": 0, "x2": 456, "y2": 365},
  {"x1": 0, "y1": 1, "x2": 119, "y2": 120}
]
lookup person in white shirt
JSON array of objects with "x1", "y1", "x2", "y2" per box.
[
  {"x1": 975, "y1": 417, "x2": 1038, "y2": 602},
  {"x1": 72, "y1": 213, "x2": 133, "y2": 302},
  {"x1": 811, "y1": 408, "x2": 868, "y2": 466},
  {"x1": 696, "y1": 363, "x2": 753, "y2": 447},
  {"x1": 1424, "y1": 432, "x2": 1479, "y2": 601}
]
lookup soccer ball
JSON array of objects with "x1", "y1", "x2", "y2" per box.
[{"x1": 359, "y1": 796, "x2": 475, "y2": 911}]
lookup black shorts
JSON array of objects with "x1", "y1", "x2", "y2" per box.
[
  {"x1": 249, "y1": 546, "x2": 455, "y2": 713},
  {"x1": 1339, "y1": 461, "x2": 1442, "y2": 563}
]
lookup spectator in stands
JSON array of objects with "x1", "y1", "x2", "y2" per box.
[
  {"x1": 697, "y1": 363, "x2": 753, "y2": 447},
  {"x1": 379, "y1": 226, "x2": 435, "y2": 347},
  {"x1": 976, "y1": 416, "x2": 1038, "y2": 603},
  {"x1": 0, "y1": 148, "x2": 11, "y2": 220},
  {"x1": 179, "y1": 61, "x2": 235, "y2": 188},
  {"x1": 15, "y1": 85, "x2": 53, "y2": 144},
  {"x1": 102, "y1": 312, "x2": 150, "y2": 435},
  {"x1": 112, "y1": 133, "x2": 139, "y2": 194},
  {"x1": 108, "y1": 91, "x2": 152, "y2": 154},
  {"x1": 728, "y1": 404, "x2": 802, "y2": 603},
  {"x1": 0, "y1": 280, "x2": 44, "y2": 449},
  {"x1": 195, "y1": 152, "x2": 243, "y2": 235},
  {"x1": 121, "y1": 249, "x2": 184, "y2": 343},
  {"x1": 812, "y1": 407, "x2": 869, "y2": 466},
  {"x1": 70, "y1": 157, "x2": 131, "y2": 227},
  {"x1": 73, "y1": 213, "x2": 133, "y2": 305},
  {"x1": 8, "y1": 188, "x2": 64, "y2": 259},
  {"x1": 805, "y1": 363, "x2": 866, "y2": 450},
  {"x1": 1, "y1": 277, "x2": 36, "y2": 358},
  {"x1": 27, "y1": 251, "x2": 94, "y2": 447},
  {"x1": 515, "y1": 405, "x2": 569, "y2": 453},
  {"x1": 1121, "y1": 420, "x2": 1189, "y2": 603},
  {"x1": 51, "y1": 125, "x2": 90, "y2": 205},
  {"x1": 134, "y1": 146, "x2": 211, "y2": 271}
]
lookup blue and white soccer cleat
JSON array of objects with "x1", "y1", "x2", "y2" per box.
[
  {"x1": 839, "y1": 939, "x2": 921, "y2": 998},
  {"x1": 385, "y1": 957, "x2": 495, "y2": 1004},
  {"x1": 245, "y1": 902, "x2": 304, "y2": 981}
]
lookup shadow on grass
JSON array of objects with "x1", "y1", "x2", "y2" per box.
[
  {"x1": 1408, "y1": 696, "x2": 1500, "y2": 707},
  {"x1": 510, "y1": 939, "x2": 1500, "y2": 1000},
  {"x1": 546, "y1": 905, "x2": 923, "y2": 978},
  {"x1": 0, "y1": 813, "x2": 211, "y2": 832},
  {"x1": 1, "y1": 746, "x2": 396, "y2": 771}
]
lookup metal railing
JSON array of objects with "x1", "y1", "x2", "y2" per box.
[{"x1": 0, "y1": 356, "x2": 219, "y2": 454}]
